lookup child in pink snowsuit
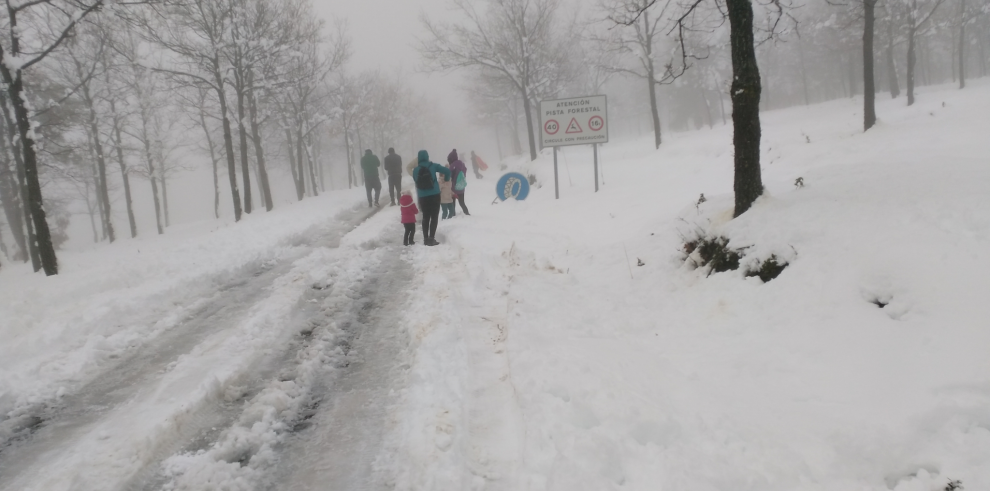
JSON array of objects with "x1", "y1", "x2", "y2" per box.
[{"x1": 400, "y1": 193, "x2": 419, "y2": 245}]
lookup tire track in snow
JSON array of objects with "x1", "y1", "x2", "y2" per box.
[
  {"x1": 0, "y1": 204, "x2": 380, "y2": 490},
  {"x1": 262, "y1": 246, "x2": 413, "y2": 491}
]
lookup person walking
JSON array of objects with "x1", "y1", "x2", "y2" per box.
[
  {"x1": 414, "y1": 150, "x2": 451, "y2": 246},
  {"x1": 361, "y1": 149, "x2": 382, "y2": 207},
  {"x1": 470, "y1": 150, "x2": 484, "y2": 179},
  {"x1": 384, "y1": 147, "x2": 403, "y2": 205},
  {"x1": 447, "y1": 149, "x2": 470, "y2": 215},
  {"x1": 399, "y1": 192, "x2": 418, "y2": 245}
]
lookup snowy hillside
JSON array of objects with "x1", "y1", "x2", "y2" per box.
[
  {"x1": 385, "y1": 81, "x2": 990, "y2": 491},
  {"x1": 1, "y1": 80, "x2": 989, "y2": 491}
]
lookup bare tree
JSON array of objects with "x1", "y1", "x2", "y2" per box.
[
  {"x1": 620, "y1": 0, "x2": 791, "y2": 217},
  {"x1": 422, "y1": 0, "x2": 570, "y2": 161},
  {"x1": 135, "y1": 0, "x2": 244, "y2": 221},
  {"x1": 863, "y1": 0, "x2": 879, "y2": 130},
  {"x1": 598, "y1": 0, "x2": 691, "y2": 148},
  {"x1": 900, "y1": 0, "x2": 947, "y2": 105},
  {"x1": 0, "y1": 0, "x2": 114, "y2": 274}
]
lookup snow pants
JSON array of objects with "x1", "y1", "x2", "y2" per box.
[{"x1": 441, "y1": 203, "x2": 455, "y2": 219}]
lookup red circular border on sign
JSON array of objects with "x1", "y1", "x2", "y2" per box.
[
  {"x1": 544, "y1": 119, "x2": 559, "y2": 135},
  {"x1": 588, "y1": 115, "x2": 604, "y2": 132}
]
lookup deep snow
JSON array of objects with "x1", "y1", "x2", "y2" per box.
[
  {"x1": 382, "y1": 80, "x2": 990, "y2": 491},
  {"x1": 1, "y1": 80, "x2": 989, "y2": 491}
]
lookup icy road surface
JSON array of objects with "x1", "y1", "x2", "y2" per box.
[{"x1": 0, "y1": 204, "x2": 411, "y2": 491}]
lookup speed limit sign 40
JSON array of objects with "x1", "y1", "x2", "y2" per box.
[{"x1": 544, "y1": 119, "x2": 559, "y2": 135}]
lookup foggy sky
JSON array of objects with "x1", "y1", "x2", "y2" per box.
[{"x1": 310, "y1": 0, "x2": 591, "y2": 160}]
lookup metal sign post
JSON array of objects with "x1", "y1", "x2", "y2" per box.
[
  {"x1": 593, "y1": 143, "x2": 599, "y2": 192},
  {"x1": 539, "y1": 95, "x2": 609, "y2": 198}
]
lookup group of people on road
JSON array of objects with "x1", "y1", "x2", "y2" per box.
[{"x1": 360, "y1": 147, "x2": 484, "y2": 247}]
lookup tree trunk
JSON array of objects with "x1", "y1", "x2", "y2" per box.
[
  {"x1": 296, "y1": 124, "x2": 309, "y2": 197},
  {"x1": 887, "y1": 21, "x2": 901, "y2": 98},
  {"x1": 212, "y1": 58, "x2": 242, "y2": 222},
  {"x1": 139, "y1": 110, "x2": 165, "y2": 235},
  {"x1": 80, "y1": 81, "x2": 115, "y2": 242},
  {"x1": 110, "y1": 113, "x2": 137, "y2": 238},
  {"x1": 6, "y1": 72, "x2": 57, "y2": 274},
  {"x1": 495, "y1": 125, "x2": 504, "y2": 161},
  {"x1": 798, "y1": 38, "x2": 811, "y2": 105},
  {"x1": 246, "y1": 71, "x2": 273, "y2": 211},
  {"x1": 198, "y1": 108, "x2": 221, "y2": 219},
  {"x1": 864, "y1": 0, "x2": 878, "y2": 131},
  {"x1": 700, "y1": 88, "x2": 714, "y2": 129},
  {"x1": 343, "y1": 130, "x2": 353, "y2": 189},
  {"x1": 848, "y1": 52, "x2": 858, "y2": 98},
  {"x1": 0, "y1": 12, "x2": 53, "y2": 273},
  {"x1": 0, "y1": 94, "x2": 39, "y2": 269},
  {"x1": 958, "y1": 0, "x2": 967, "y2": 89},
  {"x1": 285, "y1": 126, "x2": 304, "y2": 200},
  {"x1": 88, "y1": 142, "x2": 108, "y2": 241},
  {"x1": 717, "y1": 81, "x2": 728, "y2": 125},
  {"x1": 726, "y1": 0, "x2": 764, "y2": 218},
  {"x1": 84, "y1": 180, "x2": 98, "y2": 243},
  {"x1": 304, "y1": 134, "x2": 319, "y2": 197},
  {"x1": 510, "y1": 106, "x2": 523, "y2": 156},
  {"x1": 907, "y1": 25, "x2": 917, "y2": 105},
  {"x1": 520, "y1": 86, "x2": 538, "y2": 160},
  {"x1": 0, "y1": 117, "x2": 27, "y2": 261},
  {"x1": 647, "y1": 66, "x2": 662, "y2": 148},
  {"x1": 235, "y1": 74, "x2": 252, "y2": 214},
  {"x1": 161, "y1": 171, "x2": 170, "y2": 227}
]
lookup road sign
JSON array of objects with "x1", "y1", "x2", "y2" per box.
[
  {"x1": 496, "y1": 173, "x2": 530, "y2": 201},
  {"x1": 539, "y1": 95, "x2": 608, "y2": 148}
]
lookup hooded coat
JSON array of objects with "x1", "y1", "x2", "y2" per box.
[
  {"x1": 439, "y1": 178, "x2": 454, "y2": 204},
  {"x1": 414, "y1": 150, "x2": 451, "y2": 198},
  {"x1": 447, "y1": 149, "x2": 468, "y2": 194},
  {"x1": 399, "y1": 194, "x2": 419, "y2": 223}
]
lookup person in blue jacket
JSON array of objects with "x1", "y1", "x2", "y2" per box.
[{"x1": 413, "y1": 150, "x2": 451, "y2": 246}]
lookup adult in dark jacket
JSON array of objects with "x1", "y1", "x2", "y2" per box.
[
  {"x1": 414, "y1": 150, "x2": 451, "y2": 246},
  {"x1": 447, "y1": 149, "x2": 470, "y2": 215},
  {"x1": 361, "y1": 149, "x2": 382, "y2": 207},
  {"x1": 383, "y1": 147, "x2": 403, "y2": 205}
]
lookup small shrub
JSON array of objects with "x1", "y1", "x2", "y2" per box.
[
  {"x1": 683, "y1": 233, "x2": 790, "y2": 282},
  {"x1": 945, "y1": 479, "x2": 963, "y2": 491},
  {"x1": 794, "y1": 177, "x2": 804, "y2": 188},
  {"x1": 684, "y1": 235, "x2": 742, "y2": 275},
  {"x1": 745, "y1": 255, "x2": 788, "y2": 282}
]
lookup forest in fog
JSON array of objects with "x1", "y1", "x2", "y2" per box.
[{"x1": 0, "y1": 0, "x2": 987, "y2": 275}]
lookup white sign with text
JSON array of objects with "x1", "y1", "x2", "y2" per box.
[{"x1": 539, "y1": 95, "x2": 609, "y2": 148}]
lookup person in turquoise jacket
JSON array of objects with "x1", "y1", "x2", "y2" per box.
[{"x1": 414, "y1": 150, "x2": 451, "y2": 246}]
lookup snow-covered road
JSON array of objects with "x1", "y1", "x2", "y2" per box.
[
  {"x1": 0, "y1": 204, "x2": 406, "y2": 491},
  {"x1": 270, "y1": 249, "x2": 412, "y2": 491}
]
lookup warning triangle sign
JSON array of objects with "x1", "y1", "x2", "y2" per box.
[{"x1": 565, "y1": 118, "x2": 583, "y2": 134}]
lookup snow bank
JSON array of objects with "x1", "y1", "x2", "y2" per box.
[
  {"x1": 385, "y1": 80, "x2": 990, "y2": 491},
  {"x1": 0, "y1": 189, "x2": 364, "y2": 432}
]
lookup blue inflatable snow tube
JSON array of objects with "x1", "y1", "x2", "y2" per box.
[{"x1": 496, "y1": 172, "x2": 530, "y2": 201}]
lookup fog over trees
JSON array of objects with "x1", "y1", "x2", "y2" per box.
[{"x1": 0, "y1": 0, "x2": 987, "y2": 273}]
